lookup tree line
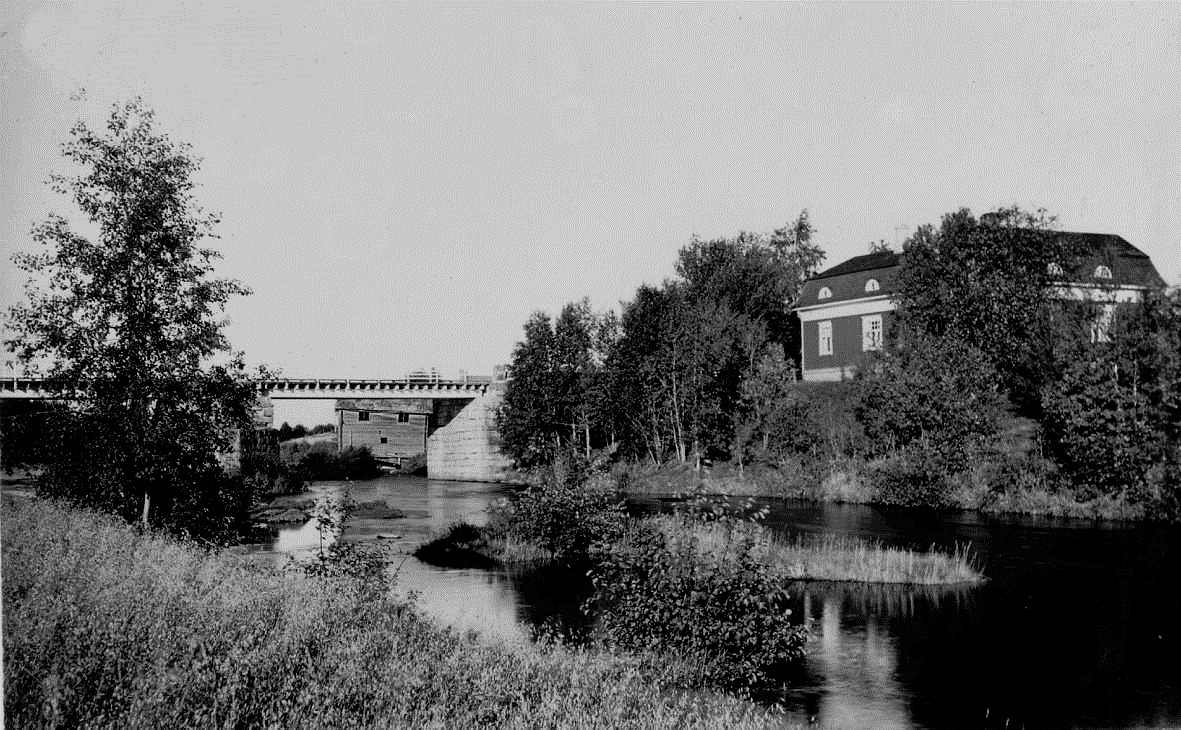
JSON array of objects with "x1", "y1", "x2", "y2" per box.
[
  {"x1": 498, "y1": 212, "x2": 825, "y2": 469},
  {"x1": 499, "y1": 206, "x2": 1181, "y2": 512}
]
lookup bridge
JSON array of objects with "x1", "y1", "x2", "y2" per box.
[
  {"x1": 0, "y1": 374, "x2": 494, "y2": 399},
  {"x1": 0, "y1": 373, "x2": 514, "y2": 483}
]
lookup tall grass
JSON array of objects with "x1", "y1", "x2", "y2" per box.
[
  {"x1": 649, "y1": 516, "x2": 984, "y2": 585},
  {"x1": 2, "y1": 496, "x2": 794, "y2": 729},
  {"x1": 766, "y1": 534, "x2": 983, "y2": 585}
]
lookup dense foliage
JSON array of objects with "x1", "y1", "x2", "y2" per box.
[
  {"x1": 1040, "y1": 288, "x2": 1181, "y2": 503},
  {"x1": 488, "y1": 453, "x2": 626, "y2": 562},
  {"x1": 496, "y1": 300, "x2": 617, "y2": 468},
  {"x1": 869, "y1": 206, "x2": 1181, "y2": 510},
  {"x1": 892, "y1": 206, "x2": 1079, "y2": 409},
  {"x1": 856, "y1": 327, "x2": 1004, "y2": 471},
  {"x1": 4, "y1": 99, "x2": 255, "y2": 541},
  {"x1": 499, "y1": 212, "x2": 825, "y2": 469},
  {"x1": 588, "y1": 509, "x2": 808, "y2": 690},
  {"x1": 489, "y1": 455, "x2": 809, "y2": 690},
  {"x1": 501, "y1": 203, "x2": 1179, "y2": 515}
]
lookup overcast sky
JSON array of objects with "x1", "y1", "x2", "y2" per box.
[{"x1": 4, "y1": 2, "x2": 1180, "y2": 395}]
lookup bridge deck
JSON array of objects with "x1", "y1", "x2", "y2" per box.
[{"x1": 1, "y1": 376, "x2": 494, "y2": 399}]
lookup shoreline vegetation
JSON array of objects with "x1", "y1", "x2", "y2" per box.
[
  {"x1": 416, "y1": 516, "x2": 984, "y2": 586},
  {"x1": 2, "y1": 495, "x2": 796, "y2": 729},
  {"x1": 610, "y1": 457, "x2": 1153, "y2": 523},
  {"x1": 410, "y1": 458, "x2": 983, "y2": 689}
]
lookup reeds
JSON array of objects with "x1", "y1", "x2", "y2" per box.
[
  {"x1": 765, "y1": 533, "x2": 984, "y2": 585},
  {"x1": 2, "y1": 497, "x2": 794, "y2": 729},
  {"x1": 649, "y1": 516, "x2": 984, "y2": 585}
]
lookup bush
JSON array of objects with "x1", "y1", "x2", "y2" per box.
[
  {"x1": 35, "y1": 410, "x2": 256, "y2": 544},
  {"x1": 1041, "y1": 357, "x2": 1160, "y2": 501},
  {"x1": 588, "y1": 514, "x2": 807, "y2": 691},
  {"x1": 856, "y1": 331, "x2": 1003, "y2": 472},
  {"x1": 287, "y1": 443, "x2": 382, "y2": 482},
  {"x1": 870, "y1": 445, "x2": 953, "y2": 508},
  {"x1": 489, "y1": 454, "x2": 625, "y2": 563}
]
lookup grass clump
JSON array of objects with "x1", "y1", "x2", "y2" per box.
[
  {"x1": 2, "y1": 495, "x2": 794, "y2": 729},
  {"x1": 764, "y1": 533, "x2": 983, "y2": 585}
]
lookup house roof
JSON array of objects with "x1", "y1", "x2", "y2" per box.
[
  {"x1": 1049, "y1": 232, "x2": 1166, "y2": 289},
  {"x1": 795, "y1": 231, "x2": 1165, "y2": 310},
  {"x1": 811, "y1": 251, "x2": 900, "y2": 280},
  {"x1": 798, "y1": 251, "x2": 900, "y2": 307}
]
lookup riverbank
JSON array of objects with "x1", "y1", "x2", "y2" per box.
[
  {"x1": 612, "y1": 460, "x2": 1152, "y2": 522},
  {"x1": 1, "y1": 495, "x2": 796, "y2": 729}
]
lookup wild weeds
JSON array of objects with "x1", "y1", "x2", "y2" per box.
[{"x1": 2, "y1": 497, "x2": 790, "y2": 729}]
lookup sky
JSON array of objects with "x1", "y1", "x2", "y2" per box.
[{"x1": 3, "y1": 2, "x2": 1180, "y2": 404}]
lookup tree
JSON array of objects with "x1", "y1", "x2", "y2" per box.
[
  {"x1": 733, "y1": 344, "x2": 815, "y2": 468},
  {"x1": 1041, "y1": 287, "x2": 1181, "y2": 503},
  {"x1": 498, "y1": 299, "x2": 617, "y2": 468},
  {"x1": 4, "y1": 99, "x2": 254, "y2": 540},
  {"x1": 855, "y1": 326, "x2": 1004, "y2": 472},
  {"x1": 894, "y1": 206, "x2": 1079, "y2": 410}
]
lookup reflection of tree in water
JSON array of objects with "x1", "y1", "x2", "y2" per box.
[{"x1": 771, "y1": 580, "x2": 980, "y2": 727}]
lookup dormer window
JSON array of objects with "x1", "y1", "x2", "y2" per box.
[
  {"x1": 1047, "y1": 262, "x2": 1063, "y2": 277},
  {"x1": 818, "y1": 286, "x2": 833, "y2": 300},
  {"x1": 864, "y1": 279, "x2": 880, "y2": 293},
  {"x1": 1094, "y1": 265, "x2": 1112, "y2": 280}
]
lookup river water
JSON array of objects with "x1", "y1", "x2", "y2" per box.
[{"x1": 243, "y1": 476, "x2": 1181, "y2": 729}]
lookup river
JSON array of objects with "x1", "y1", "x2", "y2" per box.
[{"x1": 242, "y1": 475, "x2": 1181, "y2": 729}]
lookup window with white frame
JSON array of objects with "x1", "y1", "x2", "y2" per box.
[
  {"x1": 862, "y1": 314, "x2": 883, "y2": 351},
  {"x1": 818, "y1": 320, "x2": 833, "y2": 356},
  {"x1": 864, "y1": 278, "x2": 880, "y2": 293},
  {"x1": 818, "y1": 286, "x2": 832, "y2": 300},
  {"x1": 1094, "y1": 265, "x2": 1112, "y2": 279},
  {"x1": 1047, "y1": 262, "x2": 1063, "y2": 277}
]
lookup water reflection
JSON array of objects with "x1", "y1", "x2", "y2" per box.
[
  {"x1": 778, "y1": 582, "x2": 972, "y2": 729},
  {"x1": 245, "y1": 477, "x2": 538, "y2": 643},
  {"x1": 243, "y1": 479, "x2": 1181, "y2": 729}
]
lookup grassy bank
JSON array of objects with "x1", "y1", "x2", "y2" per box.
[
  {"x1": 2, "y1": 496, "x2": 791, "y2": 729},
  {"x1": 615, "y1": 458, "x2": 1152, "y2": 522}
]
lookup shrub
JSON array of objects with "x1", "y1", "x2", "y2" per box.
[
  {"x1": 1041, "y1": 357, "x2": 1160, "y2": 501},
  {"x1": 413, "y1": 522, "x2": 499, "y2": 569},
  {"x1": 855, "y1": 330, "x2": 1003, "y2": 472},
  {"x1": 287, "y1": 443, "x2": 382, "y2": 482},
  {"x1": 588, "y1": 514, "x2": 807, "y2": 691},
  {"x1": 488, "y1": 453, "x2": 626, "y2": 563},
  {"x1": 35, "y1": 410, "x2": 257, "y2": 544},
  {"x1": 870, "y1": 445, "x2": 953, "y2": 508}
]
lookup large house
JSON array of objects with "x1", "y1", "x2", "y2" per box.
[{"x1": 795, "y1": 232, "x2": 1166, "y2": 382}]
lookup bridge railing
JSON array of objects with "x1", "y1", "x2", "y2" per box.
[{"x1": 1, "y1": 375, "x2": 496, "y2": 398}]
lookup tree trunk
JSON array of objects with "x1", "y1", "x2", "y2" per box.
[{"x1": 141, "y1": 491, "x2": 151, "y2": 529}]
